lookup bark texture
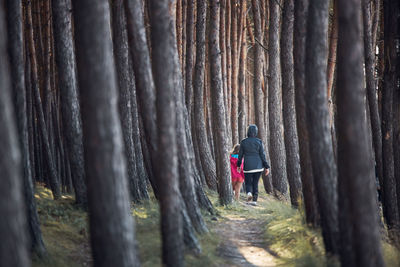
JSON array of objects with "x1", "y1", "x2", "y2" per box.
[
  {"x1": 281, "y1": 0, "x2": 302, "y2": 206},
  {"x1": 305, "y1": 0, "x2": 339, "y2": 254},
  {"x1": 72, "y1": 0, "x2": 140, "y2": 265},
  {"x1": 209, "y1": 0, "x2": 233, "y2": 205}
]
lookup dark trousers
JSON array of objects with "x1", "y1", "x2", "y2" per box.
[{"x1": 244, "y1": 172, "x2": 262, "y2": 201}]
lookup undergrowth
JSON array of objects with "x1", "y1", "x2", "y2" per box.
[{"x1": 32, "y1": 183, "x2": 400, "y2": 267}]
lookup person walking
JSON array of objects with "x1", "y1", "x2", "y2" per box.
[
  {"x1": 237, "y1": 125, "x2": 270, "y2": 204},
  {"x1": 230, "y1": 144, "x2": 245, "y2": 201}
]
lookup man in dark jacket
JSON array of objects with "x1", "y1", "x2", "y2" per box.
[{"x1": 237, "y1": 124, "x2": 270, "y2": 203}]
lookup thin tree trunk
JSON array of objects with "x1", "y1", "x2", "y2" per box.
[
  {"x1": 72, "y1": 0, "x2": 140, "y2": 265},
  {"x1": 111, "y1": 0, "x2": 141, "y2": 203},
  {"x1": 362, "y1": 0, "x2": 384, "y2": 205},
  {"x1": 238, "y1": 0, "x2": 247, "y2": 142},
  {"x1": 26, "y1": 0, "x2": 61, "y2": 200},
  {"x1": 305, "y1": 0, "x2": 339, "y2": 254},
  {"x1": 268, "y1": 0, "x2": 288, "y2": 197},
  {"x1": 381, "y1": 0, "x2": 400, "y2": 230},
  {"x1": 193, "y1": 0, "x2": 218, "y2": 191},
  {"x1": 281, "y1": 0, "x2": 302, "y2": 206},
  {"x1": 148, "y1": 0, "x2": 184, "y2": 265},
  {"x1": 209, "y1": 0, "x2": 233, "y2": 205},
  {"x1": 230, "y1": 0, "x2": 239, "y2": 145},
  {"x1": 0, "y1": 5, "x2": 30, "y2": 264},
  {"x1": 336, "y1": 0, "x2": 385, "y2": 265},
  {"x1": 327, "y1": 0, "x2": 338, "y2": 103},
  {"x1": 225, "y1": 0, "x2": 233, "y2": 148},
  {"x1": 184, "y1": 0, "x2": 195, "y2": 117},
  {"x1": 52, "y1": 0, "x2": 87, "y2": 206}
]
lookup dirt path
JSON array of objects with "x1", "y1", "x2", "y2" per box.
[{"x1": 213, "y1": 197, "x2": 279, "y2": 267}]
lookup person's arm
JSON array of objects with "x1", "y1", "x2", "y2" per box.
[
  {"x1": 259, "y1": 141, "x2": 270, "y2": 169},
  {"x1": 237, "y1": 141, "x2": 244, "y2": 170}
]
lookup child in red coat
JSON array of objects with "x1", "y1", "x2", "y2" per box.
[{"x1": 230, "y1": 144, "x2": 245, "y2": 201}]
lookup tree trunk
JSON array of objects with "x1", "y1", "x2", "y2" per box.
[
  {"x1": 0, "y1": 5, "x2": 30, "y2": 265},
  {"x1": 281, "y1": 0, "x2": 302, "y2": 206},
  {"x1": 305, "y1": 0, "x2": 339, "y2": 255},
  {"x1": 52, "y1": 0, "x2": 87, "y2": 206},
  {"x1": 224, "y1": 0, "x2": 233, "y2": 148},
  {"x1": 336, "y1": 0, "x2": 385, "y2": 265},
  {"x1": 148, "y1": 0, "x2": 184, "y2": 265},
  {"x1": 184, "y1": 0, "x2": 195, "y2": 117},
  {"x1": 111, "y1": 0, "x2": 141, "y2": 203},
  {"x1": 381, "y1": 0, "x2": 400, "y2": 230},
  {"x1": 238, "y1": 0, "x2": 247, "y2": 142},
  {"x1": 209, "y1": 0, "x2": 233, "y2": 205},
  {"x1": 230, "y1": 0, "x2": 239, "y2": 145},
  {"x1": 268, "y1": 0, "x2": 288, "y2": 197},
  {"x1": 327, "y1": 0, "x2": 338, "y2": 104},
  {"x1": 26, "y1": 0, "x2": 61, "y2": 200},
  {"x1": 193, "y1": 0, "x2": 218, "y2": 191},
  {"x1": 72, "y1": 0, "x2": 140, "y2": 265}
]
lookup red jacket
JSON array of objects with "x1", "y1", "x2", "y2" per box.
[{"x1": 230, "y1": 155, "x2": 244, "y2": 181}]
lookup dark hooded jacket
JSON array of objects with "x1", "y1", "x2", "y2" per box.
[{"x1": 237, "y1": 125, "x2": 270, "y2": 171}]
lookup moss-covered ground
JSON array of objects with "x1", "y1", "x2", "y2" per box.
[{"x1": 32, "y1": 184, "x2": 400, "y2": 267}]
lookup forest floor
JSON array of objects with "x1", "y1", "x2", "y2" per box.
[{"x1": 32, "y1": 183, "x2": 400, "y2": 267}]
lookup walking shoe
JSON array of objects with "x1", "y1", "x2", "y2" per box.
[{"x1": 247, "y1": 192, "x2": 253, "y2": 202}]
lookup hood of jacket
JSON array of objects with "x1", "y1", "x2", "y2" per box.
[{"x1": 247, "y1": 124, "x2": 258, "y2": 138}]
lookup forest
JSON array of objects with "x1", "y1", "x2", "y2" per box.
[{"x1": 0, "y1": 0, "x2": 399, "y2": 266}]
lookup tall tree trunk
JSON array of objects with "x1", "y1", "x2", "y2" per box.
[
  {"x1": 281, "y1": 0, "x2": 302, "y2": 206},
  {"x1": 362, "y1": 0, "x2": 384, "y2": 204},
  {"x1": 268, "y1": 0, "x2": 288, "y2": 197},
  {"x1": 72, "y1": 0, "x2": 140, "y2": 265},
  {"x1": 336, "y1": 0, "x2": 385, "y2": 265},
  {"x1": 0, "y1": 5, "x2": 30, "y2": 265},
  {"x1": 125, "y1": 0, "x2": 158, "y2": 194},
  {"x1": 111, "y1": 0, "x2": 141, "y2": 203},
  {"x1": 193, "y1": 0, "x2": 218, "y2": 191},
  {"x1": 327, "y1": 0, "x2": 338, "y2": 104},
  {"x1": 305, "y1": 0, "x2": 339, "y2": 255},
  {"x1": 224, "y1": 0, "x2": 233, "y2": 148},
  {"x1": 238, "y1": 0, "x2": 247, "y2": 142},
  {"x1": 6, "y1": 0, "x2": 47, "y2": 257},
  {"x1": 381, "y1": 0, "x2": 400, "y2": 230},
  {"x1": 209, "y1": 0, "x2": 233, "y2": 205},
  {"x1": 52, "y1": 0, "x2": 87, "y2": 206},
  {"x1": 230, "y1": 0, "x2": 239, "y2": 145},
  {"x1": 25, "y1": 0, "x2": 61, "y2": 200},
  {"x1": 184, "y1": 0, "x2": 195, "y2": 117},
  {"x1": 148, "y1": 0, "x2": 184, "y2": 265}
]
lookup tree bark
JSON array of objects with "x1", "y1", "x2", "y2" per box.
[
  {"x1": 25, "y1": 0, "x2": 61, "y2": 200},
  {"x1": 336, "y1": 0, "x2": 385, "y2": 265},
  {"x1": 238, "y1": 0, "x2": 247, "y2": 142},
  {"x1": 0, "y1": 5, "x2": 30, "y2": 265},
  {"x1": 111, "y1": 0, "x2": 141, "y2": 203},
  {"x1": 268, "y1": 0, "x2": 288, "y2": 197},
  {"x1": 193, "y1": 0, "x2": 218, "y2": 191},
  {"x1": 381, "y1": 0, "x2": 400, "y2": 229},
  {"x1": 209, "y1": 0, "x2": 233, "y2": 205},
  {"x1": 184, "y1": 0, "x2": 195, "y2": 117},
  {"x1": 305, "y1": 0, "x2": 339, "y2": 255},
  {"x1": 281, "y1": 0, "x2": 302, "y2": 206},
  {"x1": 148, "y1": 0, "x2": 184, "y2": 265},
  {"x1": 72, "y1": 0, "x2": 140, "y2": 265},
  {"x1": 52, "y1": 0, "x2": 87, "y2": 206},
  {"x1": 230, "y1": 0, "x2": 239, "y2": 145}
]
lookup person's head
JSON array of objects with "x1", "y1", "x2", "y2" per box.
[
  {"x1": 231, "y1": 144, "x2": 240, "y2": 155},
  {"x1": 247, "y1": 124, "x2": 258, "y2": 138}
]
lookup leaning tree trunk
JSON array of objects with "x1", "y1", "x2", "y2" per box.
[
  {"x1": 281, "y1": 0, "x2": 302, "y2": 207},
  {"x1": 72, "y1": 0, "x2": 140, "y2": 266},
  {"x1": 25, "y1": 0, "x2": 61, "y2": 200},
  {"x1": 193, "y1": 0, "x2": 218, "y2": 191},
  {"x1": 362, "y1": 0, "x2": 384, "y2": 199},
  {"x1": 305, "y1": 0, "x2": 339, "y2": 255},
  {"x1": 6, "y1": 0, "x2": 47, "y2": 257},
  {"x1": 0, "y1": 5, "x2": 30, "y2": 265},
  {"x1": 268, "y1": 0, "x2": 288, "y2": 197},
  {"x1": 148, "y1": 0, "x2": 184, "y2": 265},
  {"x1": 336, "y1": 0, "x2": 386, "y2": 266},
  {"x1": 294, "y1": 0, "x2": 319, "y2": 226},
  {"x1": 381, "y1": 0, "x2": 400, "y2": 230},
  {"x1": 52, "y1": 0, "x2": 87, "y2": 206},
  {"x1": 111, "y1": 0, "x2": 141, "y2": 203},
  {"x1": 209, "y1": 0, "x2": 233, "y2": 205}
]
